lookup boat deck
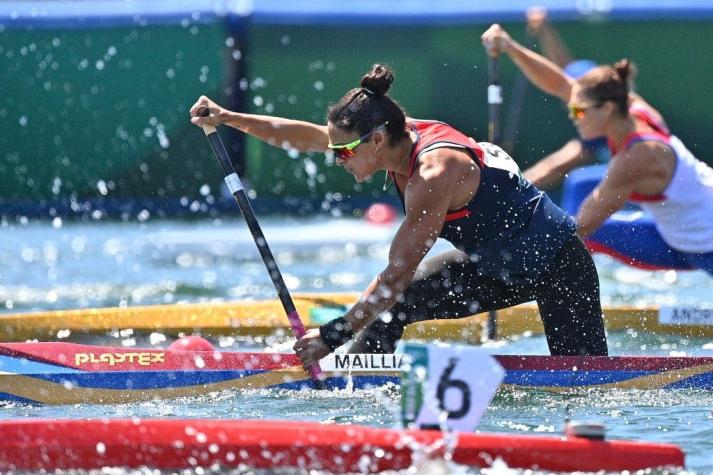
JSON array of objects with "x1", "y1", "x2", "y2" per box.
[
  {"x1": 2, "y1": 342, "x2": 713, "y2": 404},
  {"x1": 2, "y1": 294, "x2": 712, "y2": 342}
]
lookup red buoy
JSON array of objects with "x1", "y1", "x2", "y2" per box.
[
  {"x1": 365, "y1": 203, "x2": 397, "y2": 225},
  {"x1": 167, "y1": 335, "x2": 215, "y2": 352}
]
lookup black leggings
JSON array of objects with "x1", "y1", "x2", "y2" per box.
[{"x1": 349, "y1": 235, "x2": 608, "y2": 356}]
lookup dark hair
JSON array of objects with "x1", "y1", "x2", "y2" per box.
[
  {"x1": 327, "y1": 64, "x2": 409, "y2": 146},
  {"x1": 577, "y1": 58, "x2": 636, "y2": 116}
]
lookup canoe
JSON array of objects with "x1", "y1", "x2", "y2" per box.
[
  {"x1": 562, "y1": 164, "x2": 696, "y2": 270},
  {"x1": 2, "y1": 342, "x2": 713, "y2": 405},
  {"x1": 0, "y1": 418, "x2": 684, "y2": 472},
  {"x1": 2, "y1": 293, "x2": 712, "y2": 342}
]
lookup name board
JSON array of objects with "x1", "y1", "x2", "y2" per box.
[
  {"x1": 320, "y1": 353, "x2": 405, "y2": 372},
  {"x1": 659, "y1": 307, "x2": 713, "y2": 326}
]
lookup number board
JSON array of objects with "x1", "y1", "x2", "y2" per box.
[{"x1": 400, "y1": 342, "x2": 504, "y2": 432}]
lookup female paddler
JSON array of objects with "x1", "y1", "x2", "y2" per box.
[{"x1": 190, "y1": 64, "x2": 608, "y2": 368}]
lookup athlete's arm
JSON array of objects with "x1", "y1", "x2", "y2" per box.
[
  {"x1": 190, "y1": 95, "x2": 328, "y2": 153},
  {"x1": 342, "y1": 148, "x2": 464, "y2": 334},
  {"x1": 576, "y1": 146, "x2": 649, "y2": 237},
  {"x1": 294, "y1": 149, "x2": 467, "y2": 366},
  {"x1": 526, "y1": 7, "x2": 573, "y2": 69},
  {"x1": 524, "y1": 138, "x2": 593, "y2": 190},
  {"x1": 481, "y1": 24, "x2": 573, "y2": 102}
]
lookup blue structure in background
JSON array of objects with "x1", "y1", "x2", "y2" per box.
[{"x1": 4, "y1": 0, "x2": 713, "y2": 27}]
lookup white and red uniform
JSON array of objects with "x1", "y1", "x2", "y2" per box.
[{"x1": 610, "y1": 106, "x2": 713, "y2": 254}]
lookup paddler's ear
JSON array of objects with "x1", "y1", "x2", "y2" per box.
[{"x1": 372, "y1": 129, "x2": 386, "y2": 152}]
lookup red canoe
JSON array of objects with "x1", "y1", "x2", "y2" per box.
[{"x1": 0, "y1": 418, "x2": 683, "y2": 472}]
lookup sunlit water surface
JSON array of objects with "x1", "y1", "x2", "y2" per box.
[{"x1": 1, "y1": 217, "x2": 712, "y2": 473}]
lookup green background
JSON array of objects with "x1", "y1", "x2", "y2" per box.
[{"x1": 1, "y1": 19, "x2": 711, "y2": 208}]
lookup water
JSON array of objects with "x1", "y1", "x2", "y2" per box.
[{"x1": 1, "y1": 216, "x2": 713, "y2": 472}]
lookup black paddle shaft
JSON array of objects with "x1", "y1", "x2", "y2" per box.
[
  {"x1": 196, "y1": 106, "x2": 325, "y2": 387},
  {"x1": 202, "y1": 121, "x2": 295, "y2": 315}
]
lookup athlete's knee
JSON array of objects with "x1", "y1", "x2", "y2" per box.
[{"x1": 348, "y1": 317, "x2": 404, "y2": 354}]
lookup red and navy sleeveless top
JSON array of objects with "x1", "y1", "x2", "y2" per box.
[{"x1": 392, "y1": 120, "x2": 576, "y2": 283}]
